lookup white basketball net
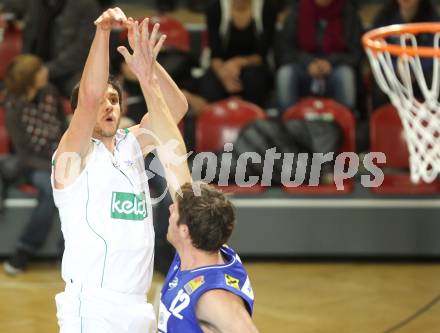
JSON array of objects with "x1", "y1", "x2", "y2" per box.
[{"x1": 366, "y1": 32, "x2": 440, "y2": 184}]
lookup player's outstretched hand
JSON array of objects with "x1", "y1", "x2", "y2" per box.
[
  {"x1": 94, "y1": 7, "x2": 127, "y2": 31},
  {"x1": 117, "y1": 18, "x2": 166, "y2": 83}
]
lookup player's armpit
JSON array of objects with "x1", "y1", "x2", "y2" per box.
[
  {"x1": 53, "y1": 135, "x2": 93, "y2": 190},
  {"x1": 61, "y1": 102, "x2": 98, "y2": 157},
  {"x1": 196, "y1": 289, "x2": 259, "y2": 333}
]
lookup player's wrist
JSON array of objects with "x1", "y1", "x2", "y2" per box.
[
  {"x1": 94, "y1": 27, "x2": 111, "y2": 38},
  {"x1": 139, "y1": 75, "x2": 159, "y2": 93}
]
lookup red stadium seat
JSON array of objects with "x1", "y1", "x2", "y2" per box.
[
  {"x1": 370, "y1": 104, "x2": 439, "y2": 194},
  {"x1": 63, "y1": 98, "x2": 73, "y2": 114},
  {"x1": 148, "y1": 16, "x2": 190, "y2": 52},
  {"x1": 19, "y1": 183, "x2": 38, "y2": 195},
  {"x1": 196, "y1": 98, "x2": 266, "y2": 152},
  {"x1": 0, "y1": 20, "x2": 22, "y2": 80},
  {"x1": 281, "y1": 98, "x2": 356, "y2": 194},
  {"x1": 200, "y1": 30, "x2": 208, "y2": 49},
  {"x1": 282, "y1": 97, "x2": 356, "y2": 152},
  {"x1": 196, "y1": 98, "x2": 267, "y2": 193}
]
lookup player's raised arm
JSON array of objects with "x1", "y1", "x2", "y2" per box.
[
  {"x1": 118, "y1": 20, "x2": 192, "y2": 200},
  {"x1": 125, "y1": 18, "x2": 189, "y2": 153},
  {"x1": 129, "y1": 62, "x2": 189, "y2": 151},
  {"x1": 53, "y1": 8, "x2": 127, "y2": 189},
  {"x1": 124, "y1": 18, "x2": 188, "y2": 125},
  {"x1": 196, "y1": 289, "x2": 260, "y2": 333},
  {"x1": 153, "y1": 61, "x2": 189, "y2": 122}
]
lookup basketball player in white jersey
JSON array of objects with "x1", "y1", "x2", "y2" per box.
[{"x1": 51, "y1": 8, "x2": 187, "y2": 333}]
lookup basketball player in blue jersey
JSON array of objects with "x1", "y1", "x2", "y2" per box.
[
  {"x1": 158, "y1": 184, "x2": 259, "y2": 333},
  {"x1": 118, "y1": 14, "x2": 260, "y2": 333}
]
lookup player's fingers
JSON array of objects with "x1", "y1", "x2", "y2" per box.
[
  {"x1": 100, "y1": 11, "x2": 111, "y2": 24},
  {"x1": 111, "y1": 9, "x2": 125, "y2": 28},
  {"x1": 94, "y1": 11, "x2": 105, "y2": 25},
  {"x1": 123, "y1": 16, "x2": 133, "y2": 27},
  {"x1": 106, "y1": 8, "x2": 124, "y2": 28},
  {"x1": 125, "y1": 21, "x2": 135, "y2": 46},
  {"x1": 150, "y1": 23, "x2": 160, "y2": 46},
  {"x1": 153, "y1": 34, "x2": 166, "y2": 59},
  {"x1": 113, "y1": 7, "x2": 127, "y2": 22},
  {"x1": 117, "y1": 46, "x2": 132, "y2": 63},
  {"x1": 141, "y1": 18, "x2": 149, "y2": 44},
  {"x1": 133, "y1": 20, "x2": 141, "y2": 50},
  {"x1": 107, "y1": 8, "x2": 117, "y2": 20},
  {"x1": 95, "y1": 11, "x2": 109, "y2": 24}
]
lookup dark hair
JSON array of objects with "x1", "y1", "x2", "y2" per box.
[
  {"x1": 177, "y1": 182, "x2": 235, "y2": 253},
  {"x1": 70, "y1": 75, "x2": 123, "y2": 111},
  {"x1": 5, "y1": 54, "x2": 44, "y2": 96},
  {"x1": 374, "y1": 0, "x2": 438, "y2": 26}
]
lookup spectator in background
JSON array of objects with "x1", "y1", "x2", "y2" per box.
[
  {"x1": 2, "y1": 0, "x2": 101, "y2": 97},
  {"x1": 3, "y1": 54, "x2": 66, "y2": 275},
  {"x1": 155, "y1": 0, "x2": 207, "y2": 13},
  {"x1": 276, "y1": 0, "x2": 363, "y2": 112},
  {"x1": 0, "y1": 0, "x2": 28, "y2": 18},
  {"x1": 156, "y1": 0, "x2": 178, "y2": 12},
  {"x1": 374, "y1": 0, "x2": 438, "y2": 28},
  {"x1": 199, "y1": 0, "x2": 277, "y2": 107},
  {"x1": 371, "y1": 0, "x2": 439, "y2": 108}
]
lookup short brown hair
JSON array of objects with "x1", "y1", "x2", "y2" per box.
[
  {"x1": 70, "y1": 76, "x2": 123, "y2": 111},
  {"x1": 5, "y1": 54, "x2": 43, "y2": 96},
  {"x1": 177, "y1": 182, "x2": 235, "y2": 252}
]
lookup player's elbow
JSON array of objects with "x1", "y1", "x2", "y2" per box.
[
  {"x1": 233, "y1": 316, "x2": 260, "y2": 333},
  {"x1": 230, "y1": 305, "x2": 259, "y2": 333}
]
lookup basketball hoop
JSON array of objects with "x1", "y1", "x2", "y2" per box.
[{"x1": 363, "y1": 23, "x2": 440, "y2": 184}]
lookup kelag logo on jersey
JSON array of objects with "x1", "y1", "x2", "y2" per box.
[{"x1": 111, "y1": 192, "x2": 147, "y2": 221}]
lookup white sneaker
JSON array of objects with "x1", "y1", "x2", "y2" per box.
[{"x1": 3, "y1": 261, "x2": 23, "y2": 275}]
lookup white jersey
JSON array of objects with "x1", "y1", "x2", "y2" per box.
[{"x1": 51, "y1": 129, "x2": 154, "y2": 295}]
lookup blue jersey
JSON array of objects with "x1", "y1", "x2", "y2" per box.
[{"x1": 158, "y1": 245, "x2": 255, "y2": 333}]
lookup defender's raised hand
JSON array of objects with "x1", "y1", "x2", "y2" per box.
[
  {"x1": 117, "y1": 19, "x2": 166, "y2": 83},
  {"x1": 94, "y1": 7, "x2": 127, "y2": 31}
]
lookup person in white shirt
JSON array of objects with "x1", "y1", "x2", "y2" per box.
[{"x1": 51, "y1": 7, "x2": 187, "y2": 333}]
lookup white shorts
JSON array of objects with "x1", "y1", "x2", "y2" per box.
[{"x1": 55, "y1": 283, "x2": 157, "y2": 333}]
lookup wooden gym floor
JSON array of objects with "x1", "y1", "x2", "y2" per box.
[{"x1": 1, "y1": 261, "x2": 440, "y2": 333}]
